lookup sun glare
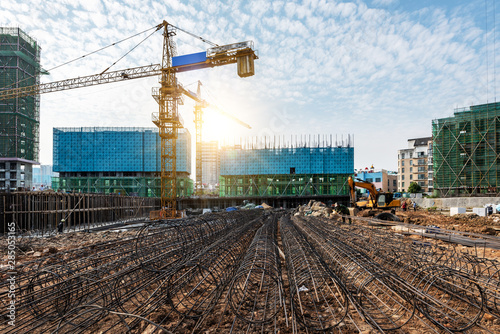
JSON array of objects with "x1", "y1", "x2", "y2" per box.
[{"x1": 202, "y1": 109, "x2": 250, "y2": 143}]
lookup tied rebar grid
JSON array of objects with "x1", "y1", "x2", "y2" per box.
[
  {"x1": 226, "y1": 214, "x2": 285, "y2": 329},
  {"x1": 0, "y1": 211, "x2": 263, "y2": 334},
  {"x1": 280, "y1": 215, "x2": 349, "y2": 332},
  {"x1": 374, "y1": 224, "x2": 500, "y2": 321},
  {"x1": 328, "y1": 220, "x2": 491, "y2": 332},
  {"x1": 311, "y1": 216, "x2": 487, "y2": 332},
  {"x1": 291, "y1": 215, "x2": 416, "y2": 331}
]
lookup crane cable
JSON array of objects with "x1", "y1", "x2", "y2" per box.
[
  {"x1": 2, "y1": 22, "x2": 217, "y2": 90},
  {"x1": 168, "y1": 23, "x2": 219, "y2": 47},
  {"x1": 48, "y1": 25, "x2": 159, "y2": 73},
  {"x1": 99, "y1": 27, "x2": 160, "y2": 75}
]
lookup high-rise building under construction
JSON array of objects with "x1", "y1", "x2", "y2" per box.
[
  {"x1": 0, "y1": 28, "x2": 43, "y2": 191},
  {"x1": 52, "y1": 127, "x2": 193, "y2": 197},
  {"x1": 201, "y1": 141, "x2": 219, "y2": 188},
  {"x1": 219, "y1": 135, "x2": 354, "y2": 197},
  {"x1": 432, "y1": 102, "x2": 500, "y2": 196}
]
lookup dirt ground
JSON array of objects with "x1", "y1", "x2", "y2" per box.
[{"x1": 395, "y1": 209, "x2": 500, "y2": 235}]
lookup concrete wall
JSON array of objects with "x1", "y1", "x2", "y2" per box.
[{"x1": 413, "y1": 197, "x2": 500, "y2": 209}]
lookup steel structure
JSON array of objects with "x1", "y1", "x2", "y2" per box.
[{"x1": 0, "y1": 20, "x2": 258, "y2": 219}]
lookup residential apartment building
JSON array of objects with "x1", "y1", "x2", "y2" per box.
[
  {"x1": 52, "y1": 127, "x2": 193, "y2": 197},
  {"x1": 32, "y1": 164, "x2": 58, "y2": 189},
  {"x1": 219, "y1": 135, "x2": 354, "y2": 197},
  {"x1": 397, "y1": 137, "x2": 433, "y2": 193}
]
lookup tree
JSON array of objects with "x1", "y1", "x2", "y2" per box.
[{"x1": 408, "y1": 182, "x2": 422, "y2": 193}]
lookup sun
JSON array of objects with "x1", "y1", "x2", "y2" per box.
[{"x1": 202, "y1": 109, "x2": 250, "y2": 143}]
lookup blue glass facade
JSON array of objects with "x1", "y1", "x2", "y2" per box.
[
  {"x1": 220, "y1": 147, "x2": 354, "y2": 176},
  {"x1": 53, "y1": 127, "x2": 191, "y2": 173}
]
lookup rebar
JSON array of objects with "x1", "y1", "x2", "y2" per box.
[
  {"x1": 280, "y1": 215, "x2": 349, "y2": 331},
  {"x1": 291, "y1": 215, "x2": 416, "y2": 331},
  {"x1": 227, "y1": 214, "x2": 284, "y2": 324}
]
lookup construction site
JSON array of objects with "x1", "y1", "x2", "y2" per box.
[{"x1": 2, "y1": 15, "x2": 500, "y2": 334}]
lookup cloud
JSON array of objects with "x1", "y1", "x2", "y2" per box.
[
  {"x1": 372, "y1": 0, "x2": 399, "y2": 6},
  {"x1": 1, "y1": 0, "x2": 495, "y2": 173}
]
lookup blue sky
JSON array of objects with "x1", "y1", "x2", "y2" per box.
[{"x1": 1, "y1": 0, "x2": 498, "y2": 173}]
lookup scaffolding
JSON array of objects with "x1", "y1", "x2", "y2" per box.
[
  {"x1": 52, "y1": 175, "x2": 193, "y2": 197},
  {"x1": 219, "y1": 173, "x2": 350, "y2": 197},
  {"x1": 0, "y1": 27, "x2": 42, "y2": 162},
  {"x1": 219, "y1": 135, "x2": 354, "y2": 197},
  {"x1": 53, "y1": 127, "x2": 191, "y2": 173},
  {"x1": 53, "y1": 127, "x2": 193, "y2": 197},
  {"x1": 432, "y1": 102, "x2": 500, "y2": 197}
]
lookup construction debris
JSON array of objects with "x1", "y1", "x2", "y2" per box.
[{"x1": 295, "y1": 200, "x2": 334, "y2": 218}]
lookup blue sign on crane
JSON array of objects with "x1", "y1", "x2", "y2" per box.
[{"x1": 172, "y1": 51, "x2": 207, "y2": 67}]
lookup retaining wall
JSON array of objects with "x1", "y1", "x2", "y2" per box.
[{"x1": 413, "y1": 197, "x2": 500, "y2": 209}]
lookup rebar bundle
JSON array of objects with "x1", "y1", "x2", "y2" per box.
[
  {"x1": 314, "y1": 216, "x2": 487, "y2": 331},
  {"x1": 0, "y1": 211, "x2": 263, "y2": 333},
  {"x1": 280, "y1": 215, "x2": 349, "y2": 331},
  {"x1": 291, "y1": 216, "x2": 416, "y2": 331},
  {"x1": 1, "y1": 211, "x2": 499, "y2": 333},
  {"x1": 227, "y1": 214, "x2": 284, "y2": 324}
]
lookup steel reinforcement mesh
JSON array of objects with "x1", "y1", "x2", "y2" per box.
[{"x1": 2, "y1": 211, "x2": 498, "y2": 333}]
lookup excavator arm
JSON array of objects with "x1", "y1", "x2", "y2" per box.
[{"x1": 348, "y1": 176, "x2": 379, "y2": 208}]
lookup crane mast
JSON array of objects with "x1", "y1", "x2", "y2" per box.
[{"x1": 152, "y1": 21, "x2": 180, "y2": 219}]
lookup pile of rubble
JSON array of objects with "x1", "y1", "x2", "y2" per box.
[{"x1": 294, "y1": 200, "x2": 336, "y2": 218}]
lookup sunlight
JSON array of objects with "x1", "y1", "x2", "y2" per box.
[{"x1": 202, "y1": 108, "x2": 251, "y2": 143}]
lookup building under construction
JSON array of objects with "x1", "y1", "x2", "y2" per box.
[
  {"x1": 219, "y1": 135, "x2": 354, "y2": 197},
  {"x1": 52, "y1": 127, "x2": 193, "y2": 197},
  {"x1": 0, "y1": 27, "x2": 43, "y2": 191},
  {"x1": 201, "y1": 140, "x2": 219, "y2": 188},
  {"x1": 432, "y1": 102, "x2": 500, "y2": 196}
]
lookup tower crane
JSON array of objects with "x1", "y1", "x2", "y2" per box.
[
  {"x1": 0, "y1": 20, "x2": 258, "y2": 219},
  {"x1": 183, "y1": 81, "x2": 251, "y2": 193}
]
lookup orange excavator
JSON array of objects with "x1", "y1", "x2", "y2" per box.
[{"x1": 348, "y1": 176, "x2": 401, "y2": 210}]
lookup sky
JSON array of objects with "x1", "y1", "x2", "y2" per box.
[{"x1": 1, "y1": 0, "x2": 499, "y2": 174}]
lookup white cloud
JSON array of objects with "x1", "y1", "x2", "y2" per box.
[
  {"x1": 372, "y1": 0, "x2": 399, "y2": 6},
  {"x1": 0, "y1": 0, "x2": 495, "y2": 173}
]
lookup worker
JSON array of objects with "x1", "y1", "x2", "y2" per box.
[
  {"x1": 401, "y1": 201, "x2": 407, "y2": 212},
  {"x1": 413, "y1": 201, "x2": 417, "y2": 211},
  {"x1": 57, "y1": 219, "x2": 65, "y2": 233},
  {"x1": 488, "y1": 205, "x2": 493, "y2": 216},
  {"x1": 334, "y1": 203, "x2": 351, "y2": 224}
]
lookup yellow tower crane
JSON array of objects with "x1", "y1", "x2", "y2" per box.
[
  {"x1": 184, "y1": 81, "x2": 251, "y2": 193},
  {"x1": 0, "y1": 20, "x2": 258, "y2": 219}
]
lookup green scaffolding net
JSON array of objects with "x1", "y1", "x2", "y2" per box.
[{"x1": 432, "y1": 102, "x2": 500, "y2": 196}]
